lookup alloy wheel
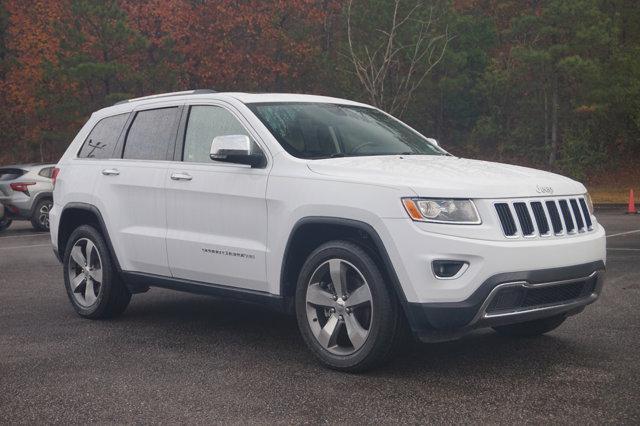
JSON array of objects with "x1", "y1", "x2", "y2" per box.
[
  {"x1": 67, "y1": 238, "x2": 103, "y2": 307},
  {"x1": 38, "y1": 201, "x2": 52, "y2": 230},
  {"x1": 305, "y1": 259, "x2": 373, "y2": 355}
]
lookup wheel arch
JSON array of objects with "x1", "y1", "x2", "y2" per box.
[
  {"x1": 58, "y1": 202, "x2": 121, "y2": 273},
  {"x1": 29, "y1": 192, "x2": 53, "y2": 217},
  {"x1": 279, "y1": 217, "x2": 409, "y2": 308}
]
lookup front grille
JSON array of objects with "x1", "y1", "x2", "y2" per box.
[
  {"x1": 570, "y1": 199, "x2": 584, "y2": 230},
  {"x1": 495, "y1": 203, "x2": 517, "y2": 236},
  {"x1": 530, "y1": 202, "x2": 550, "y2": 235},
  {"x1": 495, "y1": 196, "x2": 593, "y2": 238},
  {"x1": 558, "y1": 200, "x2": 575, "y2": 232},
  {"x1": 546, "y1": 201, "x2": 563, "y2": 234},
  {"x1": 513, "y1": 202, "x2": 534, "y2": 236},
  {"x1": 486, "y1": 279, "x2": 593, "y2": 314},
  {"x1": 521, "y1": 282, "x2": 585, "y2": 307},
  {"x1": 579, "y1": 198, "x2": 593, "y2": 229}
]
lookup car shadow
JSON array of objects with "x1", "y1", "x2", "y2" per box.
[{"x1": 116, "y1": 289, "x2": 597, "y2": 380}]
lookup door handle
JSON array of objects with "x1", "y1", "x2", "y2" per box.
[
  {"x1": 101, "y1": 168, "x2": 120, "y2": 176},
  {"x1": 171, "y1": 172, "x2": 192, "y2": 181}
]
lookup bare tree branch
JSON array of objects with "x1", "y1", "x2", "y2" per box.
[{"x1": 345, "y1": 0, "x2": 452, "y2": 117}]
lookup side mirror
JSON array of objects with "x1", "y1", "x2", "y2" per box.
[{"x1": 210, "y1": 135, "x2": 265, "y2": 168}]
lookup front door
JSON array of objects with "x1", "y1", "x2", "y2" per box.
[{"x1": 165, "y1": 104, "x2": 270, "y2": 292}]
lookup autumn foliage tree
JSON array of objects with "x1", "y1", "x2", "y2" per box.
[
  {"x1": 0, "y1": 0, "x2": 336, "y2": 163},
  {"x1": 0, "y1": 0, "x2": 638, "y2": 186}
]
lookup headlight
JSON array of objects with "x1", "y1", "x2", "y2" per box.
[
  {"x1": 402, "y1": 198, "x2": 481, "y2": 224},
  {"x1": 585, "y1": 193, "x2": 594, "y2": 215}
]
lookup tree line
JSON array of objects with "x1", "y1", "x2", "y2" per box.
[{"x1": 0, "y1": 0, "x2": 638, "y2": 182}]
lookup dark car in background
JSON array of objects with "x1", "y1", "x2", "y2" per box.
[{"x1": 0, "y1": 164, "x2": 56, "y2": 232}]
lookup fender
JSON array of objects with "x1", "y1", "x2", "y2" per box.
[{"x1": 280, "y1": 216, "x2": 413, "y2": 315}]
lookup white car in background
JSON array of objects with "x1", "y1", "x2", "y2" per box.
[
  {"x1": 49, "y1": 90, "x2": 606, "y2": 372},
  {"x1": 0, "y1": 164, "x2": 56, "y2": 231}
]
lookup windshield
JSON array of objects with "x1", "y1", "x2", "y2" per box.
[{"x1": 247, "y1": 102, "x2": 445, "y2": 159}]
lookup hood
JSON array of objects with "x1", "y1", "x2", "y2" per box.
[{"x1": 306, "y1": 155, "x2": 585, "y2": 199}]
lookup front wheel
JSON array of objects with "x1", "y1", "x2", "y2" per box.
[
  {"x1": 295, "y1": 240, "x2": 401, "y2": 372},
  {"x1": 63, "y1": 225, "x2": 131, "y2": 319},
  {"x1": 492, "y1": 314, "x2": 566, "y2": 337}
]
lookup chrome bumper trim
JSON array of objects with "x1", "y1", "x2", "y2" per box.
[{"x1": 472, "y1": 271, "x2": 603, "y2": 327}]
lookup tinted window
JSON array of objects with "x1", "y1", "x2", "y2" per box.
[
  {"x1": 183, "y1": 106, "x2": 250, "y2": 163},
  {"x1": 78, "y1": 113, "x2": 128, "y2": 159},
  {"x1": 248, "y1": 103, "x2": 445, "y2": 159},
  {"x1": 123, "y1": 107, "x2": 179, "y2": 160},
  {"x1": 38, "y1": 167, "x2": 54, "y2": 178},
  {"x1": 0, "y1": 168, "x2": 26, "y2": 181}
]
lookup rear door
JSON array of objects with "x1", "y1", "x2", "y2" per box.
[
  {"x1": 165, "y1": 103, "x2": 270, "y2": 291},
  {"x1": 92, "y1": 104, "x2": 182, "y2": 276}
]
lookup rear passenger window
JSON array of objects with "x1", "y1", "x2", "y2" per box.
[
  {"x1": 183, "y1": 106, "x2": 250, "y2": 163},
  {"x1": 123, "y1": 107, "x2": 179, "y2": 160},
  {"x1": 78, "y1": 113, "x2": 128, "y2": 159}
]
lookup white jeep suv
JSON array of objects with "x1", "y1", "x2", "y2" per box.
[{"x1": 50, "y1": 90, "x2": 606, "y2": 372}]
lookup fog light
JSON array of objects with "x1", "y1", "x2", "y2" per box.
[{"x1": 432, "y1": 260, "x2": 468, "y2": 279}]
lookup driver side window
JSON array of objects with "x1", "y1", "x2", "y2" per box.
[{"x1": 183, "y1": 106, "x2": 251, "y2": 163}]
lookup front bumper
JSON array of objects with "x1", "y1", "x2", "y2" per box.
[
  {"x1": 378, "y1": 217, "x2": 606, "y2": 341},
  {"x1": 381, "y1": 218, "x2": 606, "y2": 303},
  {"x1": 404, "y1": 261, "x2": 604, "y2": 342}
]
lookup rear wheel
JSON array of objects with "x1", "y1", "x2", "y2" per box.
[
  {"x1": 0, "y1": 216, "x2": 11, "y2": 232},
  {"x1": 295, "y1": 240, "x2": 401, "y2": 372},
  {"x1": 492, "y1": 314, "x2": 566, "y2": 337},
  {"x1": 31, "y1": 198, "x2": 53, "y2": 231},
  {"x1": 63, "y1": 225, "x2": 131, "y2": 319}
]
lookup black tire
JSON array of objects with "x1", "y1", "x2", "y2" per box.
[
  {"x1": 295, "y1": 240, "x2": 401, "y2": 372},
  {"x1": 31, "y1": 198, "x2": 53, "y2": 231},
  {"x1": 492, "y1": 314, "x2": 566, "y2": 337},
  {"x1": 63, "y1": 225, "x2": 131, "y2": 319},
  {"x1": 0, "y1": 217, "x2": 11, "y2": 232}
]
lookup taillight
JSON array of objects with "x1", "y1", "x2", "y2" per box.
[
  {"x1": 10, "y1": 181, "x2": 36, "y2": 195},
  {"x1": 51, "y1": 167, "x2": 60, "y2": 188}
]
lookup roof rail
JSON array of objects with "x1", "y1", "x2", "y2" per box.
[{"x1": 113, "y1": 89, "x2": 217, "y2": 106}]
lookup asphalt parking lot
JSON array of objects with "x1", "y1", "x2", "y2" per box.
[{"x1": 1, "y1": 211, "x2": 639, "y2": 424}]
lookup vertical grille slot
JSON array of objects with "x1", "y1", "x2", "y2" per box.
[
  {"x1": 579, "y1": 198, "x2": 593, "y2": 229},
  {"x1": 558, "y1": 200, "x2": 575, "y2": 232},
  {"x1": 570, "y1": 199, "x2": 585, "y2": 231},
  {"x1": 495, "y1": 203, "x2": 517, "y2": 236},
  {"x1": 513, "y1": 202, "x2": 534, "y2": 236},
  {"x1": 545, "y1": 201, "x2": 563, "y2": 234},
  {"x1": 530, "y1": 202, "x2": 550, "y2": 235}
]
